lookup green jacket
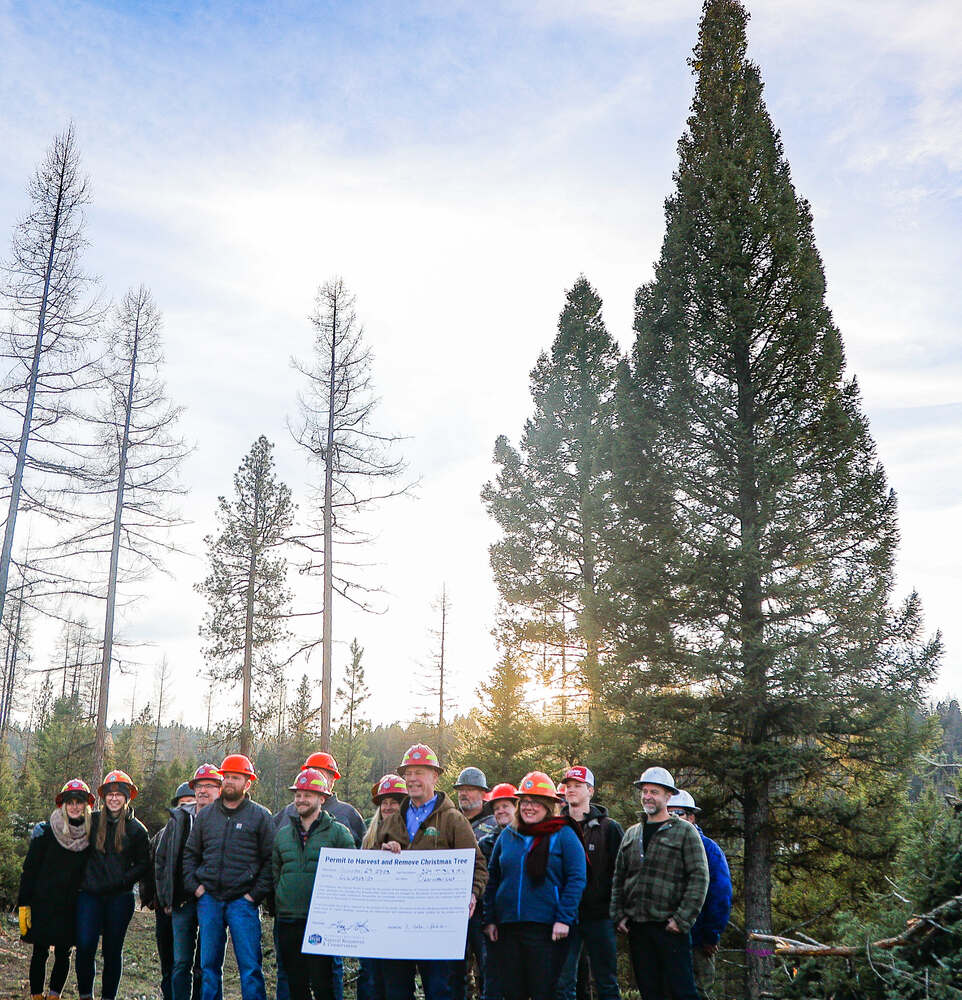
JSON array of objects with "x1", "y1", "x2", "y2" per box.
[
  {"x1": 610, "y1": 818, "x2": 708, "y2": 933},
  {"x1": 272, "y1": 810, "x2": 355, "y2": 920}
]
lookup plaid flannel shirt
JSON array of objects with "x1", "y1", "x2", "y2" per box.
[{"x1": 609, "y1": 817, "x2": 709, "y2": 933}]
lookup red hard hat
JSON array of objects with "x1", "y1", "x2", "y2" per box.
[
  {"x1": 98, "y1": 770, "x2": 138, "y2": 800},
  {"x1": 56, "y1": 778, "x2": 94, "y2": 807},
  {"x1": 289, "y1": 768, "x2": 331, "y2": 796},
  {"x1": 302, "y1": 752, "x2": 341, "y2": 780},
  {"x1": 220, "y1": 754, "x2": 257, "y2": 781},
  {"x1": 398, "y1": 743, "x2": 443, "y2": 774},
  {"x1": 486, "y1": 782, "x2": 518, "y2": 803},
  {"x1": 371, "y1": 774, "x2": 407, "y2": 803},
  {"x1": 189, "y1": 763, "x2": 223, "y2": 789}
]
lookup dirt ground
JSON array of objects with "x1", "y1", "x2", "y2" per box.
[{"x1": 0, "y1": 909, "x2": 280, "y2": 999}]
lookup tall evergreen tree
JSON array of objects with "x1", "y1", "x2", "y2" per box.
[
  {"x1": 331, "y1": 638, "x2": 373, "y2": 805},
  {"x1": 197, "y1": 436, "x2": 294, "y2": 755},
  {"x1": 483, "y1": 276, "x2": 620, "y2": 716},
  {"x1": 455, "y1": 652, "x2": 542, "y2": 784},
  {"x1": 609, "y1": 4, "x2": 941, "y2": 996}
]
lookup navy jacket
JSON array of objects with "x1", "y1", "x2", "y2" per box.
[
  {"x1": 691, "y1": 828, "x2": 732, "y2": 947},
  {"x1": 483, "y1": 824, "x2": 587, "y2": 928}
]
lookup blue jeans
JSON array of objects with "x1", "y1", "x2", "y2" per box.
[
  {"x1": 358, "y1": 958, "x2": 385, "y2": 1000},
  {"x1": 172, "y1": 899, "x2": 208, "y2": 1000},
  {"x1": 75, "y1": 890, "x2": 136, "y2": 999},
  {"x1": 382, "y1": 958, "x2": 453, "y2": 1000},
  {"x1": 197, "y1": 894, "x2": 266, "y2": 1000},
  {"x1": 556, "y1": 919, "x2": 621, "y2": 1000}
]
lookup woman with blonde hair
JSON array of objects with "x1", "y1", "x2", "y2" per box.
[
  {"x1": 17, "y1": 778, "x2": 94, "y2": 1000},
  {"x1": 75, "y1": 769, "x2": 150, "y2": 1000}
]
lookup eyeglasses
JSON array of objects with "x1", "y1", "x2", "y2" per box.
[{"x1": 667, "y1": 809, "x2": 688, "y2": 816}]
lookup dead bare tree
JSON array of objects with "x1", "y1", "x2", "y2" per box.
[
  {"x1": 43, "y1": 286, "x2": 187, "y2": 779},
  {"x1": 418, "y1": 585, "x2": 455, "y2": 766},
  {"x1": 0, "y1": 125, "x2": 103, "y2": 631},
  {"x1": 290, "y1": 277, "x2": 414, "y2": 750}
]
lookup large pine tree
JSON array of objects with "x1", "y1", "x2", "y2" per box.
[
  {"x1": 609, "y1": 3, "x2": 940, "y2": 996},
  {"x1": 483, "y1": 276, "x2": 620, "y2": 717}
]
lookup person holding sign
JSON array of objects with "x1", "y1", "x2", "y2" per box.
[
  {"x1": 273, "y1": 769, "x2": 355, "y2": 1000},
  {"x1": 376, "y1": 743, "x2": 488, "y2": 1000},
  {"x1": 482, "y1": 772, "x2": 587, "y2": 1000}
]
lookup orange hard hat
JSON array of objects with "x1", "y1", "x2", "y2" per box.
[
  {"x1": 57, "y1": 778, "x2": 94, "y2": 807},
  {"x1": 486, "y1": 782, "x2": 519, "y2": 803},
  {"x1": 517, "y1": 771, "x2": 556, "y2": 799},
  {"x1": 371, "y1": 774, "x2": 407, "y2": 803},
  {"x1": 220, "y1": 754, "x2": 257, "y2": 781},
  {"x1": 189, "y1": 763, "x2": 223, "y2": 788},
  {"x1": 302, "y1": 752, "x2": 341, "y2": 780},
  {"x1": 98, "y1": 770, "x2": 138, "y2": 800}
]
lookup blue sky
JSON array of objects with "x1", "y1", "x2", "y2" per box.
[{"x1": 1, "y1": 0, "x2": 960, "y2": 727}]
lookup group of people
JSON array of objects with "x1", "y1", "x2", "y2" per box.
[{"x1": 17, "y1": 742, "x2": 731, "y2": 1000}]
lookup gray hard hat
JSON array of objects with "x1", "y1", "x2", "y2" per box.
[
  {"x1": 454, "y1": 766, "x2": 489, "y2": 791},
  {"x1": 667, "y1": 789, "x2": 701, "y2": 813},
  {"x1": 170, "y1": 781, "x2": 194, "y2": 806},
  {"x1": 633, "y1": 766, "x2": 680, "y2": 795}
]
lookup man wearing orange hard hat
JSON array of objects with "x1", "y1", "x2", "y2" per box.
[{"x1": 183, "y1": 754, "x2": 274, "y2": 1000}]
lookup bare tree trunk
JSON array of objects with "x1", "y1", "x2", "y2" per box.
[
  {"x1": 437, "y1": 586, "x2": 447, "y2": 764},
  {"x1": 242, "y1": 551, "x2": 256, "y2": 756},
  {"x1": 0, "y1": 150, "x2": 68, "y2": 627},
  {"x1": 321, "y1": 295, "x2": 337, "y2": 751},
  {"x1": 152, "y1": 656, "x2": 169, "y2": 777},
  {"x1": 0, "y1": 580, "x2": 26, "y2": 738},
  {"x1": 93, "y1": 300, "x2": 141, "y2": 782}
]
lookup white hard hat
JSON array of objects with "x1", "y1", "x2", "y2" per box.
[
  {"x1": 633, "y1": 766, "x2": 680, "y2": 795},
  {"x1": 667, "y1": 789, "x2": 701, "y2": 813}
]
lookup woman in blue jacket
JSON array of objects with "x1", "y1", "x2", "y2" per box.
[{"x1": 482, "y1": 771, "x2": 587, "y2": 1000}]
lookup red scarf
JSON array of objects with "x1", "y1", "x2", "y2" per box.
[{"x1": 517, "y1": 815, "x2": 586, "y2": 884}]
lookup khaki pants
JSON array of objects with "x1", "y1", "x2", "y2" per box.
[{"x1": 692, "y1": 947, "x2": 715, "y2": 1000}]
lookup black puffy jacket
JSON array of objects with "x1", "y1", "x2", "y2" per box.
[
  {"x1": 183, "y1": 795, "x2": 273, "y2": 903},
  {"x1": 18, "y1": 820, "x2": 89, "y2": 946},
  {"x1": 154, "y1": 803, "x2": 196, "y2": 910},
  {"x1": 80, "y1": 807, "x2": 150, "y2": 897}
]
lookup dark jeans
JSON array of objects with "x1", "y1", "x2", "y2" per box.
[
  {"x1": 171, "y1": 899, "x2": 206, "y2": 1000},
  {"x1": 556, "y1": 919, "x2": 621, "y2": 1000},
  {"x1": 382, "y1": 958, "x2": 454, "y2": 1000},
  {"x1": 482, "y1": 935, "x2": 502, "y2": 1000},
  {"x1": 497, "y1": 923, "x2": 569, "y2": 1000},
  {"x1": 29, "y1": 942, "x2": 71, "y2": 995},
  {"x1": 452, "y1": 911, "x2": 486, "y2": 1000},
  {"x1": 197, "y1": 894, "x2": 266, "y2": 1000},
  {"x1": 75, "y1": 889, "x2": 136, "y2": 999},
  {"x1": 627, "y1": 922, "x2": 699, "y2": 1000},
  {"x1": 275, "y1": 920, "x2": 342, "y2": 1000},
  {"x1": 158, "y1": 908, "x2": 174, "y2": 1000},
  {"x1": 358, "y1": 958, "x2": 386, "y2": 1000},
  {"x1": 277, "y1": 919, "x2": 335, "y2": 1000}
]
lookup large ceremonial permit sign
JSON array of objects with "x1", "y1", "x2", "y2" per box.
[{"x1": 301, "y1": 848, "x2": 476, "y2": 959}]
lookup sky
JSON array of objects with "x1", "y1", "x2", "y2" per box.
[{"x1": 1, "y1": 0, "x2": 960, "y2": 731}]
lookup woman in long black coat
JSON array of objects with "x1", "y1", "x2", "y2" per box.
[{"x1": 18, "y1": 778, "x2": 93, "y2": 1000}]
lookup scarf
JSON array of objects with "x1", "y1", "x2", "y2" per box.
[
  {"x1": 517, "y1": 815, "x2": 586, "y2": 884},
  {"x1": 49, "y1": 809, "x2": 90, "y2": 852}
]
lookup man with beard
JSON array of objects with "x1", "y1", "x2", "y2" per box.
[
  {"x1": 610, "y1": 767, "x2": 708, "y2": 1000},
  {"x1": 272, "y1": 769, "x2": 354, "y2": 1000},
  {"x1": 183, "y1": 755, "x2": 273, "y2": 1000}
]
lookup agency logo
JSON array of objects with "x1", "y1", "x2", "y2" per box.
[{"x1": 308, "y1": 934, "x2": 323, "y2": 945}]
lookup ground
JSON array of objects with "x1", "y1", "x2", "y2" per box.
[{"x1": 0, "y1": 909, "x2": 279, "y2": 999}]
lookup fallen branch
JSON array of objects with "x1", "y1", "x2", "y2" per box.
[{"x1": 748, "y1": 893, "x2": 962, "y2": 957}]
